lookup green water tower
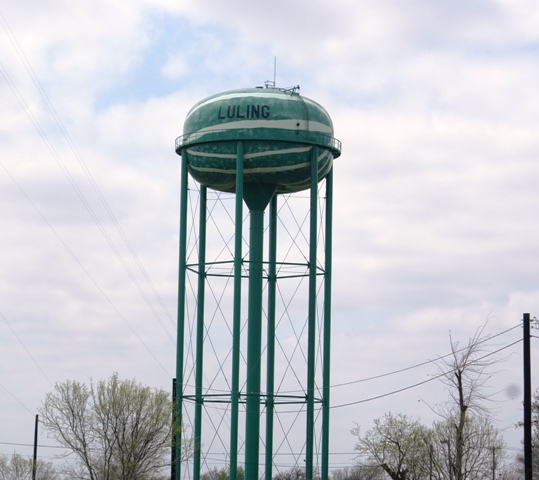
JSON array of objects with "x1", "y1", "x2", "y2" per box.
[{"x1": 174, "y1": 86, "x2": 341, "y2": 480}]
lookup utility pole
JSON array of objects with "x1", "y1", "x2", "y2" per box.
[
  {"x1": 32, "y1": 414, "x2": 38, "y2": 480},
  {"x1": 171, "y1": 378, "x2": 176, "y2": 480},
  {"x1": 441, "y1": 438, "x2": 452, "y2": 480},
  {"x1": 490, "y1": 446, "x2": 497, "y2": 480},
  {"x1": 523, "y1": 313, "x2": 532, "y2": 480}
]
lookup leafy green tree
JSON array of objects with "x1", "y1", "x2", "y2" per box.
[
  {"x1": 352, "y1": 412, "x2": 432, "y2": 480},
  {"x1": 0, "y1": 452, "x2": 57, "y2": 480},
  {"x1": 40, "y1": 373, "x2": 185, "y2": 480}
]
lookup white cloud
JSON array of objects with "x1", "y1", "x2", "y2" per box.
[{"x1": 161, "y1": 52, "x2": 191, "y2": 80}]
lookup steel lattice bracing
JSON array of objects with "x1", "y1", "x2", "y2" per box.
[{"x1": 175, "y1": 156, "x2": 333, "y2": 480}]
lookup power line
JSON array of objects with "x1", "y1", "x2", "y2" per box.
[
  {"x1": 0, "y1": 441, "x2": 65, "y2": 450},
  {"x1": 331, "y1": 323, "x2": 521, "y2": 389},
  {"x1": 0, "y1": 164, "x2": 171, "y2": 377},
  {"x1": 0, "y1": 56, "x2": 175, "y2": 344},
  {"x1": 331, "y1": 338, "x2": 523, "y2": 409},
  {"x1": 0, "y1": 11, "x2": 175, "y2": 336},
  {"x1": 0, "y1": 311, "x2": 54, "y2": 387},
  {"x1": 0, "y1": 12, "x2": 175, "y2": 377},
  {"x1": 177, "y1": 323, "x2": 522, "y2": 397},
  {"x1": 0, "y1": 384, "x2": 33, "y2": 415},
  {"x1": 176, "y1": 327, "x2": 524, "y2": 418}
]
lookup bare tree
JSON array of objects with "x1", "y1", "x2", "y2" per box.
[
  {"x1": 40, "y1": 373, "x2": 190, "y2": 480},
  {"x1": 429, "y1": 416, "x2": 504, "y2": 480},
  {"x1": 434, "y1": 324, "x2": 502, "y2": 480},
  {"x1": 496, "y1": 458, "x2": 523, "y2": 480}
]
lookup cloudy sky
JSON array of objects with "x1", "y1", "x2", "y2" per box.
[{"x1": 1, "y1": 0, "x2": 538, "y2": 474}]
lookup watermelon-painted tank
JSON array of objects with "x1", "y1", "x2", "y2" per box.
[{"x1": 175, "y1": 87, "x2": 341, "y2": 194}]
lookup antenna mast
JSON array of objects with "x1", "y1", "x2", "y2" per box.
[{"x1": 265, "y1": 57, "x2": 277, "y2": 88}]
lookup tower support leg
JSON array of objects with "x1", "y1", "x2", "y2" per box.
[
  {"x1": 306, "y1": 147, "x2": 319, "y2": 480},
  {"x1": 265, "y1": 195, "x2": 278, "y2": 480},
  {"x1": 230, "y1": 142, "x2": 244, "y2": 480},
  {"x1": 244, "y1": 207, "x2": 265, "y2": 480},
  {"x1": 321, "y1": 168, "x2": 333, "y2": 480},
  {"x1": 175, "y1": 155, "x2": 189, "y2": 480},
  {"x1": 193, "y1": 185, "x2": 207, "y2": 480}
]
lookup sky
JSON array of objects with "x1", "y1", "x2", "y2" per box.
[{"x1": 1, "y1": 0, "x2": 539, "y2": 474}]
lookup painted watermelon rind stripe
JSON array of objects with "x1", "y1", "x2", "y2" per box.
[
  {"x1": 185, "y1": 146, "x2": 311, "y2": 160},
  {"x1": 189, "y1": 119, "x2": 333, "y2": 135},
  {"x1": 177, "y1": 128, "x2": 340, "y2": 154},
  {"x1": 189, "y1": 160, "x2": 312, "y2": 175},
  {"x1": 187, "y1": 148, "x2": 331, "y2": 177}
]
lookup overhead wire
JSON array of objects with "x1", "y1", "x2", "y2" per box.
[
  {"x1": 0, "y1": 384, "x2": 33, "y2": 415},
  {"x1": 179, "y1": 323, "x2": 523, "y2": 409},
  {"x1": 330, "y1": 323, "x2": 522, "y2": 389},
  {"x1": 0, "y1": 311, "x2": 54, "y2": 387},
  {"x1": 0, "y1": 12, "x2": 176, "y2": 376},
  {"x1": 0, "y1": 165, "x2": 171, "y2": 376},
  {"x1": 0, "y1": 11, "x2": 175, "y2": 335},
  {"x1": 331, "y1": 337, "x2": 523, "y2": 409}
]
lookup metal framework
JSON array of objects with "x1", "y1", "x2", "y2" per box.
[{"x1": 174, "y1": 141, "x2": 333, "y2": 480}]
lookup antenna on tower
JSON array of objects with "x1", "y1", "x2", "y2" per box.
[{"x1": 265, "y1": 57, "x2": 277, "y2": 88}]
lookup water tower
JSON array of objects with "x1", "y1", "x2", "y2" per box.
[{"x1": 174, "y1": 86, "x2": 341, "y2": 480}]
